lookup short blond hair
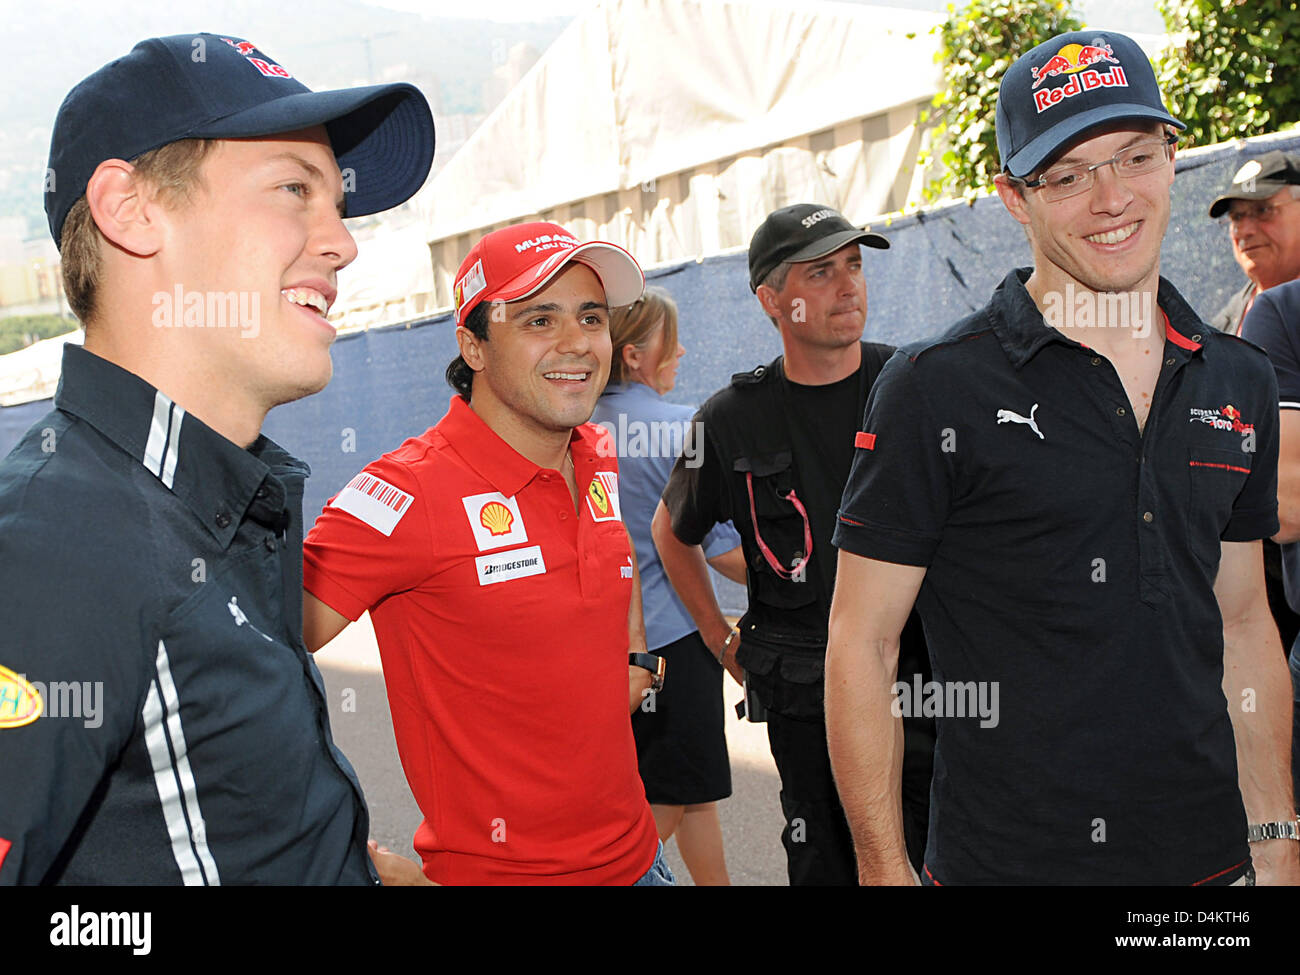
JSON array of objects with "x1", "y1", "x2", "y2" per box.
[
  {"x1": 60, "y1": 139, "x2": 217, "y2": 326},
  {"x1": 608, "y1": 285, "x2": 679, "y2": 385}
]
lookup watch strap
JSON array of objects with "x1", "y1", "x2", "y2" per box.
[
  {"x1": 1247, "y1": 819, "x2": 1300, "y2": 842},
  {"x1": 629, "y1": 652, "x2": 666, "y2": 691}
]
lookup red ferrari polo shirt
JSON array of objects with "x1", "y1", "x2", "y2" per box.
[{"x1": 303, "y1": 396, "x2": 658, "y2": 885}]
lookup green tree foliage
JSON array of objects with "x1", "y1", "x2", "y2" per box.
[
  {"x1": 1156, "y1": 0, "x2": 1300, "y2": 148},
  {"x1": 921, "y1": 0, "x2": 1084, "y2": 203},
  {"x1": 0, "y1": 314, "x2": 77, "y2": 356}
]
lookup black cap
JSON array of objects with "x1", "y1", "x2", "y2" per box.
[
  {"x1": 1208, "y1": 151, "x2": 1300, "y2": 218},
  {"x1": 45, "y1": 33, "x2": 436, "y2": 249},
  {"x1": 996, "y1": 30, "x2": 1182, "y2": 178},
  {"x1": 747, "y1": 204, "x2": 889, "y2": 292}
]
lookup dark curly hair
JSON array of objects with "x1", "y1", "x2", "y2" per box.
[{"x1": 446, "y1": 301, "x2": 492, "y2": 400}]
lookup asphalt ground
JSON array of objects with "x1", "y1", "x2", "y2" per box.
[{"x1": 316, "y1": 613, "x2": 790, "y2": 886}]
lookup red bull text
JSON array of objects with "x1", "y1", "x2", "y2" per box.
[{"x1": 1031, "y1": 41, "x2": 1125, "y2": 112}]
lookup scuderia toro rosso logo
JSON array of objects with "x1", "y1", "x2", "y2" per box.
[
  {"x1": 1189, "y1": 404, "x2": 1255, "y2": 435},
  {"x1": 1031, "y1": 39, "x2": 1126, "y2": 113}
]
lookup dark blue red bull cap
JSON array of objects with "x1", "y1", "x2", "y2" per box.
[
  {"x1": 996, "y1": 30, "x2": 1182, "y2": 179},
  {"x1": 45, "y1": 33, "x2": 436, "y2": 248}
]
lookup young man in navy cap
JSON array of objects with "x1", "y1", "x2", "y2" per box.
[
  {"x1": 0, "y1": 34, "x2": 434, "y2": 884},
  {"x1": 300, "y1": 222, "x2": 672, "y2": 885},
  {"x1": 653, "y1": 203, "x2": 934, "y2": 885},
  {"x1": 827, "y1": 30, "x2": 1299, "y2": 884}
]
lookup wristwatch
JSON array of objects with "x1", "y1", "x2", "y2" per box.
[
  {"x1": 1247, "y1": 819, "x2": 1300, "y2": 842},
  {"x1": 629, "y1": 652, "x2": 666, "y2": 693}
]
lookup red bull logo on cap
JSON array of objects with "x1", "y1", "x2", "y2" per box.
[
  {"x1": 220, "y1": 36, "x2": 292, "y2": 79},
  {"x1": 1031, "y1": 40, "x2": 1126, "y2": 113}
]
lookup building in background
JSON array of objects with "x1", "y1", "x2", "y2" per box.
[{"x1": 415, "y1": 0, "x2": 944, "y2": 313}]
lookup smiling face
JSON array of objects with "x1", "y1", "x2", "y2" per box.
[
  {"x1": 1228, "y1": 187, "x2": 1300, "y2": 291},
  {"x1": 156, "y1": 125, "x2": 357, "y2": 409},
  {"x1": 759, "y1": 242, "x2": 867, "y2": 352},
  {"x1": 458, "y1": 261, "x2": 613, "y2": 443},
  {"x1": 997, "y1": 122, "x2": 1175, "y2": 297}
]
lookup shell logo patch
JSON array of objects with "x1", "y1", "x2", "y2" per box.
[
  {"x1": 462, "y1": 491, "x2": 528, "y2": 550},
  {"x1": 0, "y1": 664, "x2": 43, "y2": 729},
  {"x1": 585, "y1": 471, "x2": 622, "y2": 522},
  {"x1": 479, "y1": 500, "x2": 515, "y2": 536}
]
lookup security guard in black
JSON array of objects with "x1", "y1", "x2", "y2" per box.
[{"x1": 663, "y1": 340, "x2": 933, "y2": 883}]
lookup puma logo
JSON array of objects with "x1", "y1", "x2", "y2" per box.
[
  {"x1": 228, "y1": 596, "x2": 273, "y2": 642},
  {"x1": 996, "y1": 403, "x2": 1044, "y2": 440}
]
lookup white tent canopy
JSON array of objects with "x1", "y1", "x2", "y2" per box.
[
  {"x1": 0, "y1": 328, "x2": 81, "y2": 408},
  {"x1": 419, "y1": 0, "x2": 943, "y2": 305}
]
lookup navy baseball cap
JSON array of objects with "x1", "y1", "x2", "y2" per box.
[
  {"x1": 996, "y1": 30, "x2": 1182, "y2": 179},
  {"x1": 748, "y1": 204, "x2": 888, "y2": 292},
  {"x1": 45, "y1": 33, "x2": 436, "y2": 248}
]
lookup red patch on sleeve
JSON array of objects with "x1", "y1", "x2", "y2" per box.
[
  {"x1": 854, "y1": 431, "x2": 876, "y2": 450},
  {"x1": 0, "y1": 837, "x2": 10, "y2": 872}
]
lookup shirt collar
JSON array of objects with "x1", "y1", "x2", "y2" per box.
[
  {"x1": 601, "y1": 380, "x2": 658, "y2": 398},
  {"x1": 991, "y1": 267, "x2": 1207, "y2": 370},
  {"x1": 55, "y1": 344, "x2": 307, "y2": 547},
  {"x1": 438, "y1": 395, "x2": 596, "y2": 498}
]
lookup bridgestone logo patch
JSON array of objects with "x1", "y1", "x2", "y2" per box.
[{"x1": 475, "y1": 545, "x2": 546, "y2": 585}]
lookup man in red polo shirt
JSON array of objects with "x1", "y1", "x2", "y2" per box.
[{"x1": 302, "y1": 223, "x2": 667, "y2": 885}]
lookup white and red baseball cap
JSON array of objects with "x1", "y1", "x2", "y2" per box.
[{"x1": 453, "y1": 222, "x2": 645, "y2": 325}]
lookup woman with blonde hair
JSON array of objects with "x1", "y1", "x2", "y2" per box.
[{"x1": 590, "y1": 285, "x2": 746, "y2": 885}]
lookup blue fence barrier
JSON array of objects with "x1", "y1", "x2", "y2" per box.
[{"x1": 5, "y1": 131, "x2": 1298, "y2": 618}]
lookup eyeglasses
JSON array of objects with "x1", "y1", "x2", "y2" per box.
[
  {"x1": 1015, "y1": 133, "x2": 1178, "y2": 203},
  {"x1": 1222, "y1": 198, "x2": 1299, "y2": 226}
]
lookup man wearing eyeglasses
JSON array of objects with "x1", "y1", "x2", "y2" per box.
[
  {"x1": 1208, "y1": 152, "x2": 1300, "y2": 337},
  {"x1": 826, "y1": 30, "x2": 1299, "y2": 885}
]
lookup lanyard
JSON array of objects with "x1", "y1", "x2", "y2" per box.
[{"x1": 745, "y1": 343, "x2": 872, "y2": 580}]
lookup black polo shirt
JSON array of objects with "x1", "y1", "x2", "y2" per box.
[
  {"x1": 0, "y1": 345, "x2": 376, "y2": 885},
  {"x1": 835, "y1": 269, "x2": 1278, "y2": 885},
  {"x1": 661, "y1": 344, "x2": 899, "y2": 717}
]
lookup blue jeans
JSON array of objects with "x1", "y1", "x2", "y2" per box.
[{"x1": 632, "y1": 841, "x2": 676, "y2": 886}]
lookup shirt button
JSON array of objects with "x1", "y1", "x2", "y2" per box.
[
  {"x1": 1116, "y1": 407, "x2": 1126, "y2": 417},
  {"x1": 559, "y1": 511, "x2": 568, "y2": 520},
  {"x1": 255, "y1": 486, "x2": 268, "y2": 499},
  {"x1": 215, "y1": 511, "x2": 231, "y2": 529},
  {"x1": 1143, "y1": 511, "x2": 1154, "y2": 523},
  {"x1": 1090, "y1": 357, "x2": 1101, "y2": 366},
  {"x1": 1165, "y1": 358, "x2": 1175, "y2": 366},
  {"x1": 1192, "y1": 334, "x2": 1202, "y2": 343}
]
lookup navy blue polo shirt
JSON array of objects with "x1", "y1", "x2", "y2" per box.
[
  {"x1": 0, "y1": 345, "x2": 377, "y2": 885},
  {"x1": 1241, "y1": 278, "x2": 1300, "y2": 686},
  {"x1": 835, "y1": 269, "x2": 1279, "y2": 885}
]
